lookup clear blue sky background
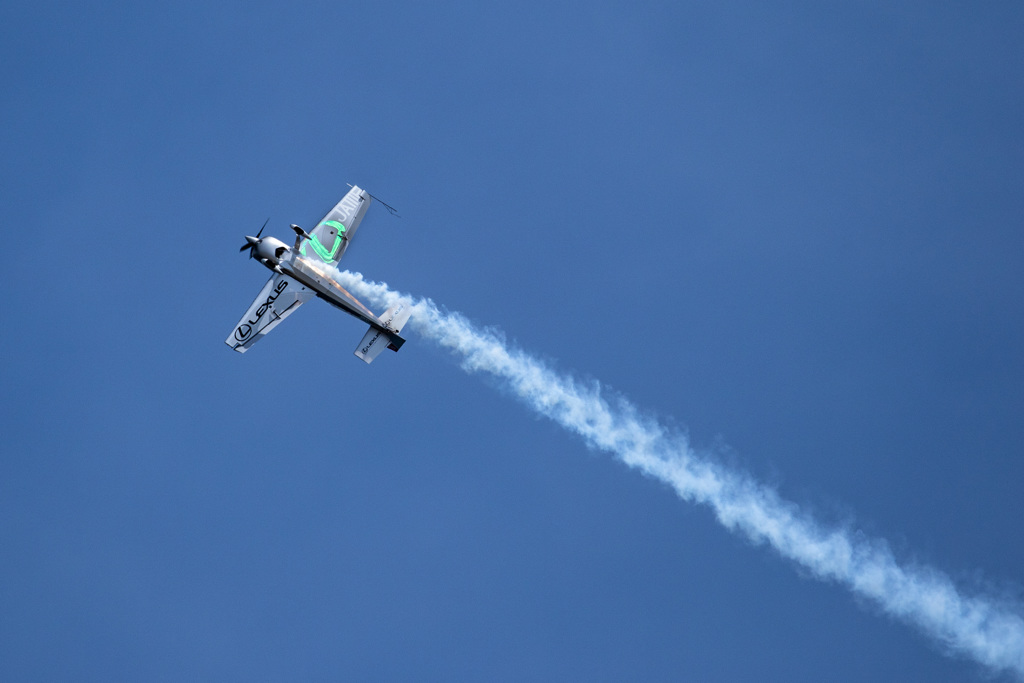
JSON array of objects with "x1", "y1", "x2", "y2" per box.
[{"x1": 3, "y1": 2, "x2": 1022, "y2": 680}]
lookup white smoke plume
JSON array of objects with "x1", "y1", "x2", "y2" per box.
[{"x1": 336, "y1": 270, "x2": 1024, "y2": 678}]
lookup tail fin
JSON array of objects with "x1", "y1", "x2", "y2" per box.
[
  {"x1": 353, "y1": 301, "x2": 412, "y2": 364},
  {"x1": 378, "y1": 301, "x2": 412, "y2": 335}
]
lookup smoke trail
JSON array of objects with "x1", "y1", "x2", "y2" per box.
[{"x1": 336, "y1": 270, "x2": 1024, "y2": 678}]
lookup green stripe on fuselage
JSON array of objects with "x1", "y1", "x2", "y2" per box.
[{"x1": 300, "y1": 221, "x2": 346, "y2": 263}]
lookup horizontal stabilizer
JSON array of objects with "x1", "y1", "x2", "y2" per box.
[{"x1": 353, "y1": 301, "x2": 412, "y2": 364}]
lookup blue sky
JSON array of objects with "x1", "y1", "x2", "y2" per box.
[{"x1": 3, "y1": 1, "x2": 1023, "y2": 680}]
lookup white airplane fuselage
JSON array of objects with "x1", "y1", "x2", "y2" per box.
[
  {"x1": 249, "y1": 235, "x2": 388, "y2": 334},
  {"x1": 226, "y1": 185, "x2": 410, "y2": 362}
]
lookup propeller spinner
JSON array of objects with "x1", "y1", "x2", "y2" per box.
[{"x1": 239, "y1": 218, "x2": 269, "y2": 258}]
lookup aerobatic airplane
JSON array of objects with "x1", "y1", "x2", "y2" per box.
[{"x1": 226, "y1": 185, "x2": 410, "y2": 363}]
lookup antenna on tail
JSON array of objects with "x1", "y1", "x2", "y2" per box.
[{"x1": 348, "y1": 183, "x2": 400, "y2": 217}]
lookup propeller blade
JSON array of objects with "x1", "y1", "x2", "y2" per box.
[
  {"x1": 239, "y1": 234, "x2": 259, "y2": 255},
  {"x1": 256, "y1": 217, "x2": 269, "y2": 239}
]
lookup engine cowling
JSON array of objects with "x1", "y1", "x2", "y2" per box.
[{"x1": 254, "y1": 236, "x2": 289, "y2": 264}]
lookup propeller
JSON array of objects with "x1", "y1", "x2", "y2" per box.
[{"x1": 239, "y1": 218, "x2": 270, "y2": 258}]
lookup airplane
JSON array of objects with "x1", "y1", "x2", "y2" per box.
[{"x1": 226, "y1": 185, "x2": 410, "y2": 363}]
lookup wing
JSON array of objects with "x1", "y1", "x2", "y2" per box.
[
  {"x1": 225, "y1": 274, "x2": 314, "y2": 353},
  {"x1": 297, "y1": 185, "x2": 372, "y2": 266}
]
